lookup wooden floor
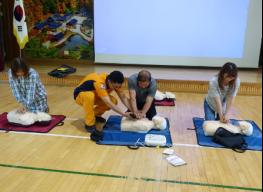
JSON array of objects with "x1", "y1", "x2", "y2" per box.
[{"x1": 0, "y1": 82, "x2": 262, "y2": 192}]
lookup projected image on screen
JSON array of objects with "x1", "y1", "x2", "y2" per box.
[{"x1": 94, "y1": 0, "x2": 262, "y2": 67}]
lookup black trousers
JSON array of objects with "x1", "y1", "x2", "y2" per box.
[{"x1": 137, "y1": 100, "x2": 157, "y2": 120}]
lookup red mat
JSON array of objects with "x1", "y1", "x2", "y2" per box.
[
  {"x1": 155, "y1": 99, "x2": 175, "y2": 106},
  {"x1": 0, "y1": 113, "x2": 66, "y2": 133}
]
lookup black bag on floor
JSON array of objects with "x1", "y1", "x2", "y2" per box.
[
  {"x1": 48, "y1": 65, "x2": 76, "y2": 78},
  {"x1": 213, "y1": 127, "x2": 248, "y2": 153}
]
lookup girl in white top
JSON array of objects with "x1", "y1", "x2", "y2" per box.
[{"x1": 204, "y1": 62, "x2": 240, "y2": 123}]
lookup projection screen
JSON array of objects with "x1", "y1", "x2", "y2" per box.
[{"x1": 94, "y1": 0, "x2": 262, "y2": 68}]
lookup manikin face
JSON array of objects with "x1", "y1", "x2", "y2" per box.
[
  {"x1": 138, "y1": 81, "x2": 150, "y2": 89},
  {"x1": 223, "y1": 73, "x2": 236, "y2": 85},
  {"x1": 16, "y1": 70, "x2": 25, "y2": 77}
]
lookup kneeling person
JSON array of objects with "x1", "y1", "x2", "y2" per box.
[
  {"x1": 128, "y1": 70, "x2": 157, "y2": 120},
  {"x1": 74, "y1": 71, "x2": 131, "y2": 141},
  {"x1": 8, "y1": 58, "x2": 51, "y2": 126}
]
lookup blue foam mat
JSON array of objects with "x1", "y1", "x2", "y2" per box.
[
  {"x1": 193, "y1": 117, "x2": 262, "y2": 151},
  {"x1": 98, "y1": 116, "x2": 173, "y2": 147}
]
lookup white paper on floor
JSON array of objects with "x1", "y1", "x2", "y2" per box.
[
  {"x1": 163, "y1": 148, "x2": 175, "y2": 155},
  {"x1": 166, "y1": 155, "x2": 187, "y2": 167}
]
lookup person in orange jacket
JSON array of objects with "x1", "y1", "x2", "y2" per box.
[{"x1": 74, "y1": 71, "x2": 131, "y2": 141}]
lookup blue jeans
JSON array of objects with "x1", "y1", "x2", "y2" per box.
[{"x1": 204, "y1": 100, "x2": 219, "y2": 121}]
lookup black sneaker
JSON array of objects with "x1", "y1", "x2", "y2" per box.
[
  {"x1": 85, "y1": 125, "x2": 96, "y2": 133},
  {"x1": 90, "y1": 130, "x2": 103, "y2": 142},
  {"x1": 96, "y1": 116, "x2": 106, "y2": 123}
]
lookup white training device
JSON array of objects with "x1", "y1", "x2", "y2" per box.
[{"x1": 145, "y1": 134, "x2": 167, "y2": 147}]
